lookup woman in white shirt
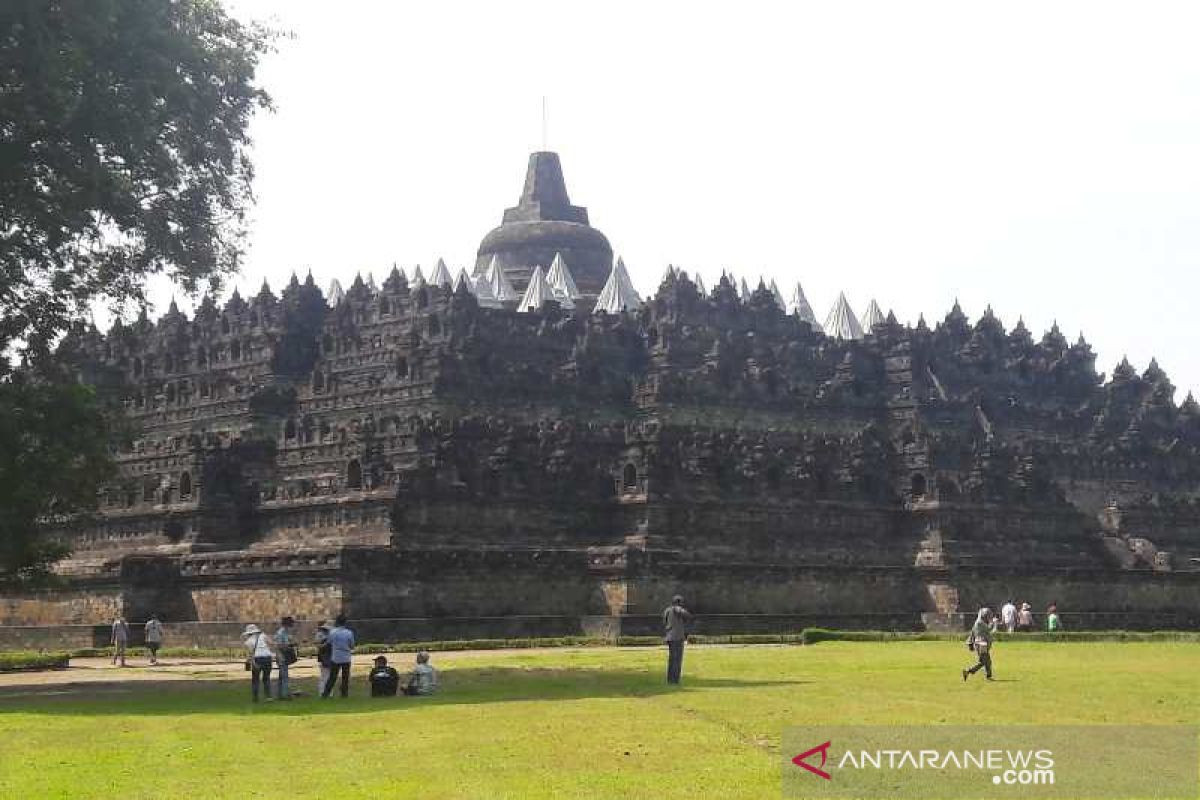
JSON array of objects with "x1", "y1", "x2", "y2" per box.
[{"x1": 241, "y1": 624, "x2": 275, "y2": 702}]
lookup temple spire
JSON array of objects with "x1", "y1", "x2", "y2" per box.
[
  {"x1": 517, "y1": 265, "x2": 554, "y2": 313},
  {"x1": 593, "y1": 257, "x2": 643, "y2": 314},
  {"x1": 788, "y1": 282, "x2": 820, "y2": 330},
  {"x1": 861, "y1": 299, "x2": 885, "y2": 331},
  {"x1": 485, "y1": 255, "x2": 517, "y2": 303},
  {"x1": 547, "y1": 252, "x2": 581, "y2": 302},
  {"x1": 824, "y1": 292, "x2": 864, "y2": 340}
]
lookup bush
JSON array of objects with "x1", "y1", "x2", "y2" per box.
[
  {"x1": 0, "y1": 651, "x2": 70, "y2": 672},
  {"x1": 800, "y1": 628, "x2": 1200, "y2": 645}
]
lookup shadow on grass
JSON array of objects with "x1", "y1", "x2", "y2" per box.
[{"x1": 0, "y1": 666, "x2": 808, "y2": 716}]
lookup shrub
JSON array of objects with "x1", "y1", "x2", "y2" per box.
[{"x1": 0, "y1": 651, "x2": 70, "y2": 672}]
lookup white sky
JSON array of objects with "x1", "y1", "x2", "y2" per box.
[{"x1": 189, "y1": 0, "x2": 1200, "y2": 398}]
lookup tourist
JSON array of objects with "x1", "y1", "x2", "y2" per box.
[
  {"x1": 1017, "y1": 602, "x2": 1034, "y2": 632},
  {"x1": 322, "y1": 614, "x2": 355, "y2": 698},
  {"x1": 402, "y1": 650, "x2": 438, "y2": 696},
  {"x1": 242, "y1": 623, "x2": 275, "y2": 702},
  {"x1": 368, "y1": 655, "x2": 400, "y2": 697},
  {"x1": 1000, "y1": 599, "x2": 1017, "y2": 634},
  {"x1": 274, "y1": 616, "x2": 298, "y2": 700},
  {"x1": 111, "y1": 616, "x2": 130, "y2": 667},
  {"x1": 1047, "y1": 604, "x2": 1062, "y2": 632},
  {"x1": 144, "y1": 614, "x2": 164, "y2": 665},
  {"x1": 962, "y1": 607, "x2": 996, "y2": 682},
  {"x1": 662, "y1": 594, "x2": 693, "y2": 685},
  {"x1": 314, "y1": 620, "x2": 332, "y2": 695}
]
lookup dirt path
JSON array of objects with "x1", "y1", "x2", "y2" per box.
[{"x1": 0, "y1": 645, "x2": 673, "y2": 698}]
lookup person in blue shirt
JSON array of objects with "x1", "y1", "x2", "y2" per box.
[{"x1": 322, "y1": 614, "x2": 355, "y2": 698}]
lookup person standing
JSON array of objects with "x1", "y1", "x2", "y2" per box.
[
  {"x1": 111, "y1": 616, "x2": 130, "y2": 667},
  {"x1": 1017, "y1": 602, "x2": 1034, "y2": 632},
  {"x1": 322, "y1": 614, "x2": 355, "y2": 698},
  {"x1": 314, "y1": 620, "x2": 332, "y2": 696},
  {"x1": 662, "y1": 595, "x2": 693, "y2": 685},
  {"x1": 144, "y1": 614, "x2": 164, "y2": 665},
  {"x1": 962, "y1": 607, "x2": 996, "y2": 682},
  {"x1": 1047, "y1": 604, "x2": 1062, "y2": 632},
  {"x1": 1000, "y1": 600, "x2": 1017, "y2": 634},
  {"x1": 274, "y1": 616, "x2": 298, "y2": 700},
  {"x1": 242, "y1": 623, "x2": 275, "y2": 702}
]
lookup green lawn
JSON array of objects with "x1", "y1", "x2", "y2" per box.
[{"x1": 0, "y1": 642, "x2": 1196, "y2": 799}]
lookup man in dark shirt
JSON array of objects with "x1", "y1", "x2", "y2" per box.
[
  {"x1": 662, "y1": 595, "x2": 694, "y2": 685},
  {"x1": 368, "y1": 655, "x2": 400, "y2": 697}
]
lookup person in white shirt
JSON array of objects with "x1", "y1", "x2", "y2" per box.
[
  {"x1": 403, "y1": 651, "x2": 438, "y2": 696},
  {"x1": 1000, "y1": 600, "x2": 1017, "y2": 634},
  {"x1": 144, "y1": 614, "x2": 164, "y2": 665},
  {"x1": 242, "y1": 624, "x2": 275, "y2": 702},
  {"x1": 110, "y1": 616, "x2": 129, "y2": 667}
]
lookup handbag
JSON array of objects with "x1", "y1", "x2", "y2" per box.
[{"x1": 282, "y1": 644, "x2": 299, "y2": 665}]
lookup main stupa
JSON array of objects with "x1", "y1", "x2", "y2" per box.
[{"x1": 474, "y1": 152, "x2": 613, "y2": 297}]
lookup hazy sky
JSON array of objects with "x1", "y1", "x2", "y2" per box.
[{"x1": 192, "y1": 1, "x2": 1199, "y2": 397}]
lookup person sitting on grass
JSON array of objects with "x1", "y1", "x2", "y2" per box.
[
  {"x1": 369, "y1": 655, "x2": 400, "y2": 697},
  {"x1": 402, "y1": 650, "x2": 438, "y2": 696},
  {"x1": 962, "y1": 607, "x2": 996, "y2": 682}
]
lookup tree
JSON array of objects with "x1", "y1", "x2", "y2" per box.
[
  {"x1": 0, "y1": 369, "x2": 114, "y2": 583},
  {"x1": 0, "y1": 0, "x2": 275, "y2": 582},
  {"x1": 0, "y1": 0, "x2": 275, "y2": 359}
]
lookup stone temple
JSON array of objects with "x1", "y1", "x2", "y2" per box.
[{"x1": 2, "y1": 150, "x2": 1199, "y2": 647}]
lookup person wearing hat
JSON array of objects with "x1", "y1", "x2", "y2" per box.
[
  {"x1": 368, "y1": 655, "x2": 400, "y2": 697},
  {"x1": 1017, "y1": 602, "x2": 1034, "y2": 632},
  {"x1": 662, "y1": 595, "x2": 693, "y2": 685},
  {"x1": 314, "y1": 620, "x2": 332, "y2": 696},
  {"x1": 242, "y1": 623, "x2": 276, "y2": 702},
  {"x1": 962, "y1": 607, "x2": 997, "y2": 682}
]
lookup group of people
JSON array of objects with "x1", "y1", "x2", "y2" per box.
[
  {"x1": 995, "y1": 599, "x2": 1063, "y2": 634},
  {"x1": 962, "y1": 601, "x2": 1065, "y2": 682},
  {"x1": 240, "y1": 614, "x2": 438, "y2": 702},
  {"x1": 108, "y1": 614, "x2": 164, "y2": 667}
]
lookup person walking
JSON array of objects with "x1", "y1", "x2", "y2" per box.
[
  {"x1": 274, "y1": 616, "x2": 298, "y2": 700},
  {"x1": 1000, "y1": 600, "x2": 1017, "y2": 634},
  {"x1": 662, "y1": 595, "x2": 693, "y2": 685},
  {"x1": 242, "y1": 623, "x2": 275, "y2": 702},
  {"x1": 314, "y1": 620, "x2": 332, "y2": 696},
  {"x1": 111, "y1": 616, "x2": 130, "y2": 667},
  {"x1": 322, "y1": 614, "x2": 355, "y2": 698},
  {"x1": 962, "y1": 607, "x2": 997, "y2": 682},
  {"x1": 144, "y1": 614, "x2": 164, "y2": 665}
]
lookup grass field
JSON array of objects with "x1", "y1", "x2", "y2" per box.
[{"x1": 0, "y1": 641, "x2": 1196, "y2": 799}]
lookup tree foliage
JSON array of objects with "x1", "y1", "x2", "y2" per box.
[
  {"x1": 0, "y1": 370, "x2": 114, "y2": 583},
  {"x1": 0, "y1": 0, "x2": 274, "y2": 582},
  {"x1": 0, "y1": 0, "x2": 275, "y2": 360}
]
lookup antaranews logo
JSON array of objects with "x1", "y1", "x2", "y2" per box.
[
  {"x1": 791, "y1": 741, "x2": 832, "y2": 780},
  {"x1": 790, "y1": 739, "x2": 1054, "y2": 784},
  {"x1": 781, "y1": 725, "x2": 1198, "y2": 799}
]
